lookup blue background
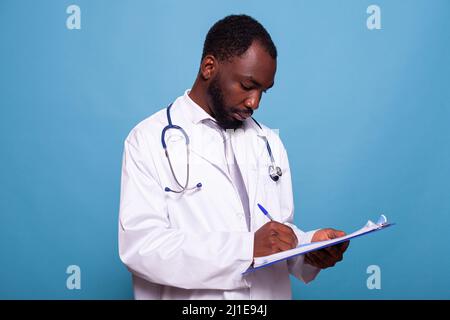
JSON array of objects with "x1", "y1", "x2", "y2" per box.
[{"x1": 1, "y1": 0, "x2": 449, "y2": 299}]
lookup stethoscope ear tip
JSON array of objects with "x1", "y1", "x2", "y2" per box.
[
  {"x1": 164, "y1": 187, "x2": 171, "y2": 192},
  {"x1": 196, "y1": 182, "x2": 202, "y2": 188}
]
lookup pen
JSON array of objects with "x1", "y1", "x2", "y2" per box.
[{"x1": 257, "y1": 203, "x2": 274, "y2": 221}]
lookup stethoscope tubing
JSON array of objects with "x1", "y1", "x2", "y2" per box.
[{"x1": 161, "y1": 104, "x2": 281, "y2": 193}]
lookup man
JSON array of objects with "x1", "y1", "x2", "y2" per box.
[{"x1": 118, "y1": 14, "x2": 349, "y2": 300}]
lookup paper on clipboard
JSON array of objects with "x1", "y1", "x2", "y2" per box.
[{"x1": 244, "y1": 214, "x2": 394, "y2": 274}]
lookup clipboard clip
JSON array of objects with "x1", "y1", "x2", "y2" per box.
[{"x1": 377, "y1": 214, "x2": 388, "y2": 226}]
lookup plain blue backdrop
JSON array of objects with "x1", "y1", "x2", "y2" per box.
[{"x1": 1, "y1": 0, "x2": 449, "y2": 299}]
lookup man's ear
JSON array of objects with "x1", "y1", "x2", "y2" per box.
[{"x1": 200, "y1": 55, "x2": 218, "y2": 81}]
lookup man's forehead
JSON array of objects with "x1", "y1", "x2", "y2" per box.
[
  {"x1": 220, "y1": 43, "x2": 276, "y2": 85},
  {"x1": 228, "y1": 43, "x2": 274, "y2": 64}
]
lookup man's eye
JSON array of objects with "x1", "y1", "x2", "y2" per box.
[{"x1": 240, "y1": 83, "x2": 252, "y2": 91}]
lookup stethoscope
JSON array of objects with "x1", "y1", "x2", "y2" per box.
[{"x1": 161, "y1": 104, "x2": 282, "y2": 193}]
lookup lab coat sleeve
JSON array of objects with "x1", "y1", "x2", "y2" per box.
[
  {"x1": 118, "y1": 128, "x2": 253, "y2": 291},
  {"x1": 273, "y1": 133, "x2": 321, "y2": 284}
]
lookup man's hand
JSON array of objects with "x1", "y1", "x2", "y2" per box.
[
  {"x1": 304, "y1": 228, "x2": 350, "y2": 269},
  {"x1": 253, "y1": 221, "x2": 298, "y2": 258}
]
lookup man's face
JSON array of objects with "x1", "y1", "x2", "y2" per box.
[{"x1": 206, "y1": 41, "x2": 276, "y2": 129}]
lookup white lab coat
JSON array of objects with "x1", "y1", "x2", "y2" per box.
[{"x1": 118, "y1": 91, "x2": 320, "y2": 299}]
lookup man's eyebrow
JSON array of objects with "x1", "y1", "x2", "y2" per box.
[{"x1": 244, "y1": 76, "x2": 274, "y2": 90}]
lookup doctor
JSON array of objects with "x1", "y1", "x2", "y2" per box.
[{"x1": 118, "y1": 14, "x2": 349, "y2": 300}]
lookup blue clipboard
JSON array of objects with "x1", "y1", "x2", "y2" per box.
[{"x1": 243, "y1": 215, "x2": 395, "y2": 274}]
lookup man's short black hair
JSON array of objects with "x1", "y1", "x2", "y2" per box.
[{"x1": 201, "y1": 14, "x2": 277, "y2": 62}]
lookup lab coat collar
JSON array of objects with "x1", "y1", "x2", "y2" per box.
[
  {"x1": 181, "y1": 89, "x2": 261, "y2": 134},
  {"x1": 182, "y1": 89, "x2": 216, "y2": 125}
]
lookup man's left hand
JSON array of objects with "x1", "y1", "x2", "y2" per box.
[{"x1": 304, "y1": 228, "x2": 350, "y2": 269}]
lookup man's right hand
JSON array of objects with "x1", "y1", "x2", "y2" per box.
[{"x1": 253, "y1": 221, "x2": 298, "y2": 258}]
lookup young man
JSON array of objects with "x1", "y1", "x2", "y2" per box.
[{"x1": 119, "y1": 15, "x2": 349, "y2": 300}]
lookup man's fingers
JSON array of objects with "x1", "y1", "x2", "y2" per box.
[
  {"x1": 305, "y1": 252, "x2": 327, "y2": 269},
  {"x1": 275, "y1": 232, "x2": 298, "y2": 249},
  {"x1": 304, "y1": 253, "x2": 317, "y2": 266},
  {"x1": 304, "y1": 255, "x2": 313, "y2": 265},
  {"x1": 272, "y1": 223, "x2": 297, "y2": 238},
  {"x1": 304, "y1": 229, "x2": 349, "y2": 269},
  {"x1": 269, "y1": 235, "x2": 297, "y2": 253},
  {"x1": 309, "y1": 249, "x2": 339, "y2": 268},
  {"x1": 274, "y1": 236, "x2": 295, "y2": 252},
  {"x1": 311, "y1": 249, "x2": 332, "y2": 262},
  {"x1": 339, "y1": 240, "x2": 350, "y2": 252},
  {"x1": 272, "y1": 222, "x2": 293, "y2": 233},
  {"x1": 324, "y1": 244, "x2": 344, "y2": 260},
  {"x1": 268, "y1": 222, "x2": 298, "y2": 248},
  {"x1": 332, "y1": 230, "x2": 346, "y2": 238}
]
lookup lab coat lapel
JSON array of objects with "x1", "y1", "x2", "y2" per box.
[
  {"x1": 170, "y1": 103, "x2": 230, "y2": 179},
  {"x1": 189, "y1": 124, "x2": 230, "y2": 178},
  {"x1": 232, "y1": 120, "x2": 261, "y2": 224}
]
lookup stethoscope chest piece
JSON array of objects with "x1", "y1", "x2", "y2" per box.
[{"x1": 269, "y1": 165, "x2": 282, "y2": 182}]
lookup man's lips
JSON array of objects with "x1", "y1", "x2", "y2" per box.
[{"x1": 231, "y1": 110, "x2": 252, "y2": 121}]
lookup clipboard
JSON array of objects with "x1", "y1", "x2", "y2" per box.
[{"x1": 243, "y1": 214, "x2": 394, "y2": 274}]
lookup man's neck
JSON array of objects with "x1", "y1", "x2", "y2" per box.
[{"x1": 188, "y1": 78, "x2": 213, "y2": 117}]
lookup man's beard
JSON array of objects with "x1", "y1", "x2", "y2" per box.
[{"x1": 207, "y1": 77, "x2": 244, "y2": 130}]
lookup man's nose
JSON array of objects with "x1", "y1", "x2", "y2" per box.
[{"x1": 244, "y1": 92, "x2": 262, "y2": 110}]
